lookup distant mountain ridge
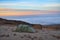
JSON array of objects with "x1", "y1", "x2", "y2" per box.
[{"x1": 0, "y1": 18, "x2": 31, "y2": 25}]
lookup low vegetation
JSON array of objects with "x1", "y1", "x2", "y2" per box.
[{"x1": 14, "y1": 24, "x2": 36, "y2": 33}]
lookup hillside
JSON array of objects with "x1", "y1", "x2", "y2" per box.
[{"x1": 0, "y1": 18, "x2": 31, "y2": 25}]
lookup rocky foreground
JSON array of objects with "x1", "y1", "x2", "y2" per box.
[
  {"x1": 0, "y1": 24, "x2": 60, "y2": 40},
  {"x1": 0, "y1": 18, "x2": 60, "y2": 40}
]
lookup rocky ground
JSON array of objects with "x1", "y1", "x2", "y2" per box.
[{"x1": 0, "y1": 24, "x2": 60, "y2": 40}]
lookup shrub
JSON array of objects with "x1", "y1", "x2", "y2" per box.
[{"x1": 15, "y1": 24, "x2": 35, "y2": 33}]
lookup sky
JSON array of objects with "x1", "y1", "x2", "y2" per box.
[
  {"x1": 0, "y1": 0, "x2": 60, "y2": 16},
  {"x1": 0, "y1": 0, "x2": 60, "y2": 10}
]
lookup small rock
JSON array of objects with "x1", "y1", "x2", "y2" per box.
[
  {"x1": 21, "y1": 36, "x2": 24, "y2": 38},
  {"x1": 0, "y1": 34, "x2": 5, "y2": 37},
  {"x1": 6, "y1": 35, "x2": 9, "y2": 37},
  {"x1": 13, "y1": 34, "x2": 16, "y2": 36}
]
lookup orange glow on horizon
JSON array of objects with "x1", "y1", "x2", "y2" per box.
[
  {"x1": 0, "y1": 8, "x2": 59, "y2": 16},
  {"x1": 0, "y1": 11, "x2": 42, "y2": 16}
]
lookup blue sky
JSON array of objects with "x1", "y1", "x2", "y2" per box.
[{"x1": 0, "y1": 0, "x2": 60, "y2": 10}]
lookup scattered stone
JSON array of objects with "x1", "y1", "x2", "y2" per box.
[
  {"x1": 31, "y1": 38, "x2": 34, "y2": 40},
  {"x1": 27, "y1": 35, "x2": 31, "y2": 38},
  {"x1": 34, "y1": 36, "x2": 37, "y2": 38},
  {"x1": 0, "y1": 34, "x2": 9, "y2": 37},
  {"x1": 6, "y1": 35, "x2": 9, "y2": 37},
  {"x1": 13, "y1": 34, "x2": 16, "y2": 36},
  {"x1": 52, "y1": 35, "x2": 60, "y2": 39},
  {"x1": 21, "y1": 36, "x2": 24, "y2": 38},
  {"x1": 0, "y1": 34, "x2": 5, "y2": 37},
  {"x1": 24, "y1": 35, "x2": 26, "y2": 37}
]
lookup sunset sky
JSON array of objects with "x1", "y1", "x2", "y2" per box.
[{"x1": 0, "y1": 0, "x2": 60, "y2": 16}]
